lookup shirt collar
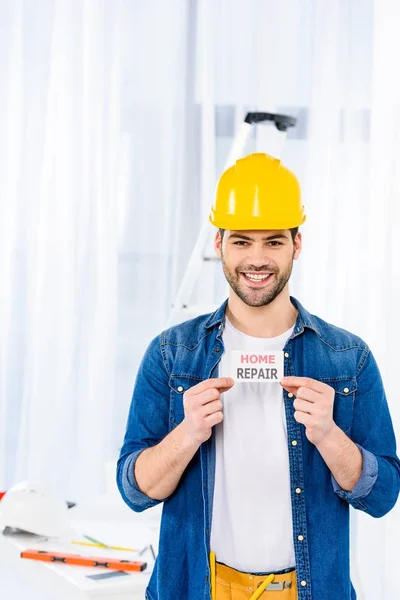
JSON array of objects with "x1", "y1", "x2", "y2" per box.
[{"x1": 203, "y1": 296, "x2": 321, "y2": 338}]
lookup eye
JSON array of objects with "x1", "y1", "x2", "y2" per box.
[
  {"x1": 233, "y1": 241, "x2": 249, "y2": 246},
  {"x1": 268, "y1": 241, "x2": 282, "y2": 246}
]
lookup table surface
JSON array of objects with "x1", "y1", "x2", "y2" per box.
[{"x1": 0, "y1": 491, "x2": 162, "y2": 600}]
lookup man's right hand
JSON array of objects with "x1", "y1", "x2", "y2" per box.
[
  {"x1": 182, "y1": 377, "x2": 235, "y2": 444},
  {"x1": 134, "y1": 377, "x2": 235, "y2": 500}
]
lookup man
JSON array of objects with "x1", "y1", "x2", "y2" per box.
[{"x1": 117, "y1": 153, "x2": 400, "y2": 600}]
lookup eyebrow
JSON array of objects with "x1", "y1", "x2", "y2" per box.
[{"x1": 228, "y1": 233, "x2": 289, "y2": 242}]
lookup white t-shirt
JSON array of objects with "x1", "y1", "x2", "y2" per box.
[{"x1": 210, "y1": 317, "x2": 295, "y2": 573}]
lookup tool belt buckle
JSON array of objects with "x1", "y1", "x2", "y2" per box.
[{"x1": 258, "y1": 580, "x2": 292, "y2": 592}]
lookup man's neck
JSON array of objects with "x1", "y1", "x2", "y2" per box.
[{"x1": 225, "y1": 290, "x2": 298, "y2": 339}]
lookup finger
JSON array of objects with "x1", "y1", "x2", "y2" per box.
[
  {"x1": 187, "y1": 387, "x2": 228, "y2": 408},
  {"x1": 295, "y1": 387, "x2": 321, "y2": 404},
  {"x1": 185, "y1": 388, "x2": 229, "y2": 410},
  {"x1": 281, "y1": 376, "x2": 326, "y2": 394},
  {"x1": 205, "y1": 411, "x2": 224, "y2": 427},
  {"x1": 194, "y1": 388, "x2": 221, "y2": 405},
  {"x1": 192, "y1": 378, "x2": 235, "y2": 395},
  {"x1": 294, "y1": 410, "x2": 311, "y2": 427},
  {"x1": 280, "y1": 383, "x2": 320, "y2": 399},
  {"x1": 293, "y1": 398, "x2": 314, "y2": 414},
  {"x1": 280, "y1": 384, "x2": 299, "y2": 395},
  {"x1": 200, "y1": 399, "x2": 223, "y2": 417}
]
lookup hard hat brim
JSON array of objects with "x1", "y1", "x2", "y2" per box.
[{"x1": 209, "y1": 211, "x2": 306, "y2": 231}]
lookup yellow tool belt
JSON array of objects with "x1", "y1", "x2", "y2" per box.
[{"x1": 210, "y1": 552, "x2": 298, "y2": 600}]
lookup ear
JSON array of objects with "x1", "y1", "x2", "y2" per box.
[
  {"x1": 214, "y1": 230, "x2": 222, "y2": 259},
  {"x1": 293, "y1": 232, "x2": 302, "y2": 260}
]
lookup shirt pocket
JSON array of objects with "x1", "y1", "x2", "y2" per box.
[
  {"x1": 168, "y1": 375, "x2": 203, "y2": 427},
  {"x1": 322, "y1": 378, "x2": 356, "y2": 434}
]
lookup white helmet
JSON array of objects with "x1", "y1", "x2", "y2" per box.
[{"x1": 0, "y1": 481, "x2": 70, "y2": 538}]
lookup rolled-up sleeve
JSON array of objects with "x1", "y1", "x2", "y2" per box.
[
  {"x1": 116, "y1": 334, "x2": 171, "y2": 512},
  {"x1": 331, "y1": 347, "x2": 400, "y2": 518},
  {"x1": 331, "y1": 444, "x2": 378, "y2": 501}
]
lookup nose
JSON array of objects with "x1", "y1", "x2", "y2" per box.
[{"x1": 246, "y1": 242, "x2": 272, "y2": 266}]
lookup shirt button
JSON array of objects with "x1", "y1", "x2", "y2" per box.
[
  {"x1": 288, "y1": 392, "x2": 294, "y2": 398},
  {"x1": 343, "y1": 387, "x2": 350, "y2": 393},
  {"x1": 291, "y1": 440, "x2": 298, "y2": 446},
  {"x1": 177, "y1": 386, "x2": 184, "y2": 393},
  {"x1": 295, "y1": 488, "x2": 302, "y2": 494},
  {"x1": 301, "y1": 581, "x2": 307, "y2": 587},
  {"x1": 284, "y1": 352, "x2": 289, "y2": 358},
  {"x1": 298, "y1": 535, "x2": 304, "y2": 541},
  {"x1": 249, "y1": 576, "x2": 253, "y2": 580}
]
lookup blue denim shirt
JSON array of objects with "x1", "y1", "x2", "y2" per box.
[{"x1": 117, "y1": 297, "x2": 400, "y2": 600}]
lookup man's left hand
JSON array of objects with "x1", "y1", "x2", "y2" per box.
[{"x1": 280, "y1": 376, "x2": 337, "y2": 445}]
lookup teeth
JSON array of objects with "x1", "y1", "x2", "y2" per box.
[{"x1": 244, "y1": 273, "x2": 271, "y2": 281}]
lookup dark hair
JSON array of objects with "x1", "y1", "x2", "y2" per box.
[{"x1": 219, "y1": 227, "x2": 299, "y2": 242}]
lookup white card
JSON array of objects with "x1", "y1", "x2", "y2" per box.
[{"x1": 231, "y1": 350, "x2": 284, "y2": 383}]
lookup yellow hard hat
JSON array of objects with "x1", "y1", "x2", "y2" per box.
[{"x1": 209, "y1": 152, "x2": 306, "y2": 230}]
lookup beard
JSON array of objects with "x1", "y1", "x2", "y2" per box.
[{"x1": 221, "y1": 255, "x2": 294, "y2": 307}]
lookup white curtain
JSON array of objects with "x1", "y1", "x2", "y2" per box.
[
  {"x1": 0, "y1": 0, "x2": 124, "y2": 501},
  {"x1": 0, "y1": 0, "x2": 192, "y2": 500},
  {"x1": 0, "y1": 0, "x2": 398, "y2": 598}
]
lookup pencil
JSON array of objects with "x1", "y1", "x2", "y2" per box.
[
  {"x1": 83, "y1": 535, "x2": 108, "y2": 548},
  {"x1": 209, "y1": 552, "x2": 216, "y2": 600},
  {"x1": 73, "y1": 541, "x2": 137, "y2": 552}
]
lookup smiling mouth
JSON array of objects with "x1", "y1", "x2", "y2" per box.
[{"x1": 240, "y1": 272, "x2": 274, "y2": 286}]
